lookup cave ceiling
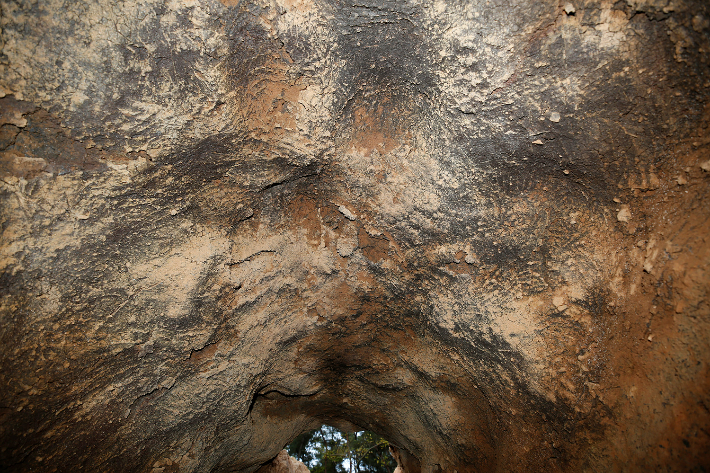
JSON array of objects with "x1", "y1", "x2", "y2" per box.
[{"x1": 1, "y1": 0, "x2": 709, "y2": 471}]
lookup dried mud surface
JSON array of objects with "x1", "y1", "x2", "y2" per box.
[{"x1": 1, "y1": 0, "x2": 709, "y2": 472}]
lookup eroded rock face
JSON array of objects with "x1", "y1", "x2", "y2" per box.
[
  {"x1": 1, "y1": 0, "x2": 709, "y2": 471},
  {"x1": 255, "y1": 450, "x2": 308, "y2": 473}
]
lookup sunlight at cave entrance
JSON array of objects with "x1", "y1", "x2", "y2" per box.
[{"x1": 287, "y1": 427, "x2": 396, "y2": 473}]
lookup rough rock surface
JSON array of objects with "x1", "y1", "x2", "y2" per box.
[
  {"x1": 255, "y1": 450, "x2": 309, "y2": 473},
  {"x1": 1, "y1": 0, "x2": 709, "y2": 471}
]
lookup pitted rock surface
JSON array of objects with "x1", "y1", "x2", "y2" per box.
[{"x1": 1, "y1": 0, "x2": 709, "y2": 471}]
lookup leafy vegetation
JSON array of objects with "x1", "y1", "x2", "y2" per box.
[{"x1": 287, "y1": 426, "x2": 397, "y2": 473}]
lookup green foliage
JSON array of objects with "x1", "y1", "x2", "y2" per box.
[
  {"x1": 287, "y1": 429, "x2": 317, "y2": 466},
  {"x1": 287, "y1": 426, "x2": 397, "y2": 473}
]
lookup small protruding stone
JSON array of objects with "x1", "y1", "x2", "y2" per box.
[
  {"x1": 549, "y1": 112, "x2": 561, "y2": 122},
  {"x1": 617, "y1": 205, "x2": 631, "y2": 222},
  {"x1": 564, "y1": 3, "x2": 576, "y2": 15},
  {"x1": 338, "y1": 205, "x2": 356, "y2": 221},
  {"x1": 643, "y1": 260, "x2": 654, "y2": 273},
  {"x1": 464, "y1": 252, "x2": 478, "y2": 264},
  {"x1": 553, "y1": 296, "x2": 565, "y2": 309}
]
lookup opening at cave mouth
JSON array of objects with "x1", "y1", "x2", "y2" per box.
[{"x1": 286, "y1": 426, "x2": 397, "y2": 473}]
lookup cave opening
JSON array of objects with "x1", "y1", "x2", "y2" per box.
[{"x1": 285, "y1": 426, "x2": 397, "y2": 473}]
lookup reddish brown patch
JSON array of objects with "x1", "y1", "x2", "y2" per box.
[
  {"x1": 446, "y1": 251, "x2": 473, "y2": 275},
  {"x1": 347, "y1": 103, "x2": 400, "y2": 157},
  {"x1": 557, "y1": 101, "x2": 710, "y2": 469},
  {"x1": 357, "y1": 227, "x2": 391, "y2": 263},
  {"x1": 340, "y1": 87, "x2": 415, "y2": 158},
  {"x1": 233, "y1": 52, "x2": 307, "y2": 143},
  {"x1": 189, "y1": 342, "x2": 221, "y2": 365},
  {"x1": 287, "y1": 195, "x2": 322, "y2": 246}
]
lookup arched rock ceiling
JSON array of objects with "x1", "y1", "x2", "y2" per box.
[{"x1": 1, "y1": 0, "x2": 709, "y2": 471}]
